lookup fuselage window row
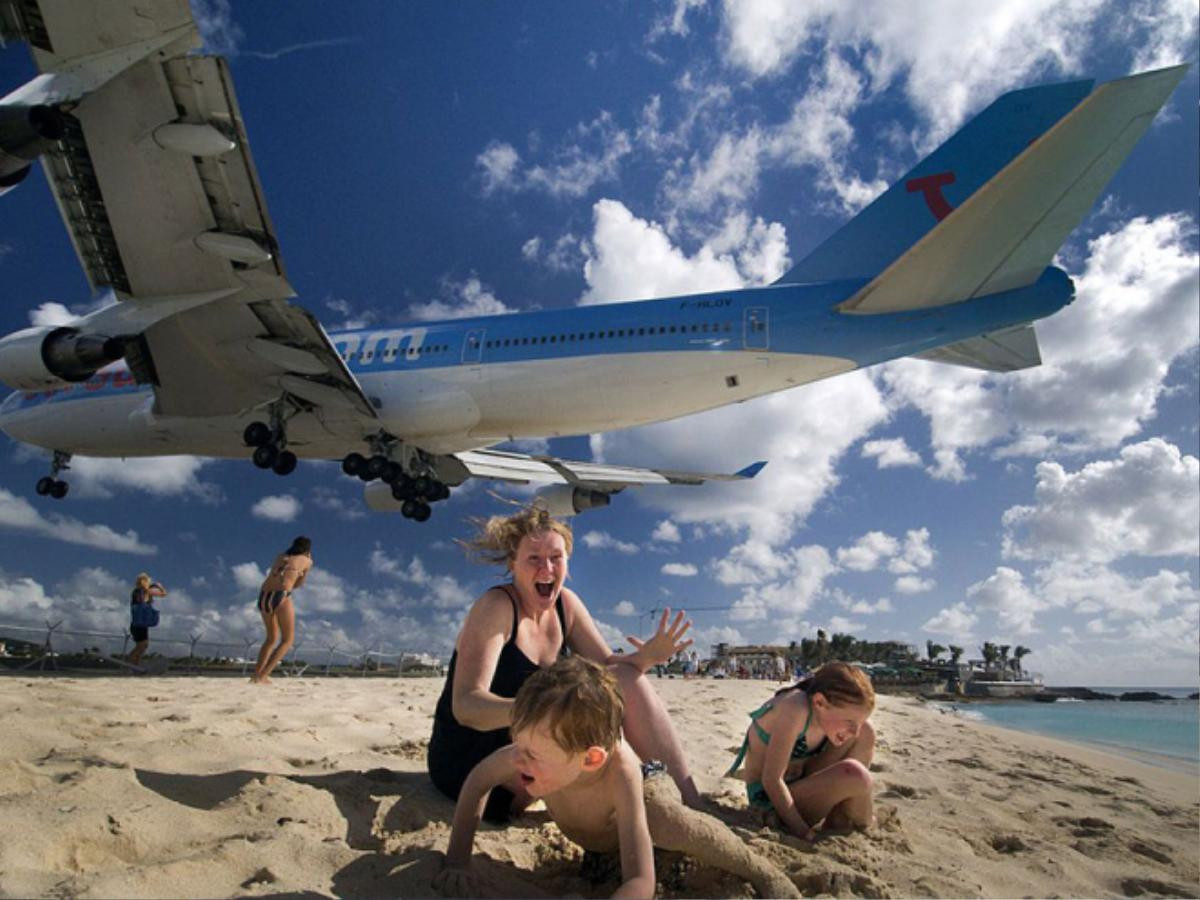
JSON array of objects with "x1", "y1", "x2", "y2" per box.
[{"x1": 340, "y1": 322, "x2": 734, "y2": 364}]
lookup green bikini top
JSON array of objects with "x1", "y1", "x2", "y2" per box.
[{"x1": 726, "y1": 692, "x2": 829, "y2": 776}]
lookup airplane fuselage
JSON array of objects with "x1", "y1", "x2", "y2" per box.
[{"x1": 0, "y1": 267, "x2": 1074, "y2": 460}]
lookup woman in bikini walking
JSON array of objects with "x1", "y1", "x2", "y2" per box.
[{"x1": 252, "y1": 535, "x2": 312, "y2": 684}]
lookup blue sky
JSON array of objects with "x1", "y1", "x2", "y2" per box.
[{"x1": 0, "y1": 1, "x2": 1196, "y2": 686}]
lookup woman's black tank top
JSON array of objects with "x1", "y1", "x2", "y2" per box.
[{"x1": 428, "y1": 585, "x2": 568, "y2": 794}]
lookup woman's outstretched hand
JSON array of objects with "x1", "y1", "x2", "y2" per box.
[{"x1": 626, "y1": 607, "x2": 693, "y2": 668}]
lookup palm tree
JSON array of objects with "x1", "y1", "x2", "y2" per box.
[
  {"x1": 979, "y1": 642, "x2": 998, "y2": 673},
  {"x1": 998, "y1": 645, "x2": 1011, "y2": 680},
  {"x1": 1013, "y1": 646, "x2": 1031, "y2": 677},
  {"x1": 948, "y1": 645, "x2": 964, "y2": 665}
]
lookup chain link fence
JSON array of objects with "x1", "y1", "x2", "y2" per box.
[{"x1": 0, "y1": 620, "x2": 443, "y2": 678}]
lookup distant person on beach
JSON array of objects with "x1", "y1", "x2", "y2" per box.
[
  {"x1": 128, "y1": 573, "x2": 166, "y2": 667},
  {"x1": 427, "y1": 505, "x2": 700, "y2": 825},
  {"x1": 251, "y1": 535, "x2": 312, "y2": 685},
  {"x1": 727, "y1": 661, "x2": 876, "y2": 841},
  {"x1": 434, "y1": 656, "x2": 800, "y2": 900}
]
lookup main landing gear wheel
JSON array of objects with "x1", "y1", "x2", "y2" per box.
[
  {"x1": 243, "y1": 421, "x2": 272, "y2": 447},
  {"x1": 272, "y1": 450, "x2": 298, "y2": 476},
  {"x1": 342, "y1": 452, "x2": 365, "y2": 476},
  {"x1": 252, "y1": 444, "x2": 278, "y2": 469},
  {"x1": 401, "y1": 499, "x2": 432, "y2": 522}
]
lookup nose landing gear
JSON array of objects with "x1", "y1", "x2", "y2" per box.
[{"x1": 35, "y1": 450, "x2": 71, "y2": 500}]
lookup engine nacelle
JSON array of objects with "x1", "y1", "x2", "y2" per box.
[
  {"x1": 0, "y1": 103, "x2": 66, "y2": 189},
  {"x1": 534, "y1": 484, "x2": 613, "y2": 517},
  {"x1": 0, "y1": 326, "x2": 125, "y2": 391}
]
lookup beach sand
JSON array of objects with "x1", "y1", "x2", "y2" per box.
[{"x1": 0, "y1": 673, "x2": 1196, "y2": 899}]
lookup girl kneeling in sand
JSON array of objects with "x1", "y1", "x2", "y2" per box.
[{"x1": 727, "y1": 661, "x2": 875, "y2": 840}]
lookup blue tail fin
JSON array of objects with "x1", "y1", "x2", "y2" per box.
[{"x1": 776, "y1": 78, "x2": 1094, "y2": 285}]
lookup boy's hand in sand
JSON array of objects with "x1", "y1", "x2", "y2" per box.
[
  {"x1": 432, "y1": 859, "x2": 486, "y2": 899},
  {"x1": 625, "y1": 607, "x2": 693, "y2": 669}
]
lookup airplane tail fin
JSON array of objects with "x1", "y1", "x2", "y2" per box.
[{"x1": 778, "y1": 65, "x2": 1187, "y2": 310}]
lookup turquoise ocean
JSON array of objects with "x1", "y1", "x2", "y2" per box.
[{"x1": 952, "y1": 687, "x2": 1199, "y2": 772}]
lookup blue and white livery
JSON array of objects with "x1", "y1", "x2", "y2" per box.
[{"x1": 0, "y1": 1, "x2": 1187, "y2": 520}]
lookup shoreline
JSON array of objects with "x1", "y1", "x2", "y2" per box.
[
  {"x1": 1, "y1": 675, "x2": 1196, "y2": 898},
  {"x1": 926, "y1": 700, "x2": 1200, "y2": 775}
]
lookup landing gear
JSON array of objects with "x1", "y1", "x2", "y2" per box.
[
  {"x1": 343, "y1": 437, "x2": 451, "y2": 522},
  {"x1": 243, "y1": 399, "x2": 303, "y2": 478},
  {"x1": 34, "y1": 451, "x2": 71, "y2": 500}
]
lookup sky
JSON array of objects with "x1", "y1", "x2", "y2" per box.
[{"x1": 0, "y1": 1, "x2": 1196, "y2": 686}]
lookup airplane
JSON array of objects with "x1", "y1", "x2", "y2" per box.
[{"x1": 0, "y1": 1, "x2": 1188, "y2": 522}]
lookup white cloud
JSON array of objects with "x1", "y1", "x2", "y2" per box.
[
  {"x1": 719, "y1": 0, "x2": 1111, "y2": 145},
  {"x1": 1002, "y1": 439, "x2": 1199, "y2": 563},
  {"x1": 591, "y1": 370, "x2": 888, "y2": 547},
  {"x1": 882, "y1": 214, "x2": 1200, "y2": 479},
  {"x1": 579, "y1": 200, "x2": 756, "y2": 304},
  {"x1": 408, "y1": 276, "x2": 514, "y2": 321},
  {"x1": 251, "y1": 494, "x2": 301, "y2": 522},
  {"x1": 476, "y1": 141, "x2": 521, "y2": 195},
  {"x1": 613, "y1": 600, "x2": 636, "y2": 616},
  {"x1": 369, "y1": 549, "x2": 473, "y2": 609},
  {"x1": 582, "y1": 530, "x2": 638, "y2": 555},
  {"x1": 0, "y1": 488, "x2": 155, "y2": 555},
  {"x1": 888, "y1": 528, "x2": 935, "y2": 574},
  {"x1": 966, "y1": 566, "x2": 1044, "y2": 635},
  {"x1": 861, "y1": 437, "x2": 921, "y2": 469},
  {"x1": 651, "y1": 519, "x2": 682, "y2": 543},
  {"x1": 1033, "y1": 559, "x2": 1196, "y2": 620},
  {"x1": 231, "y1": 562, "x2": 264, "y2": 591},
  {"x1": 894, "y1": 575, "x2": 935, "y2": 595},
  {"x1": 61, "y1": 455, "x2": 220, "y2": 501},
  {"x1": 476, "y1": 112, "x2": 632, "y2": 199},
  {"x1": 922, "y1": 601, "x2": 977, "y2": 639},
  {"x1": 836, "y1": 530, "x2": 899, "y2": 572},
  {"x1": 661, "y1": 562, "x2": 698, "y2": 577},
  {"x1": 725, "y1": 544, "x2": 838, "y2": 620}
]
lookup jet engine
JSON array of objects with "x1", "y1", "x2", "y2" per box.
[
  {"x1": 0, "y1": 325, "x2": 125, "y2": 391},
  {"x1": 534, "y1": 484, "x2": 613, "y2": 517},
  {"x1": 0, "y1": 103, "x2": 66, "y2": 196}
]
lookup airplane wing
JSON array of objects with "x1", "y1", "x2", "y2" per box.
[
  {"x1": 367, "y1": 449, "x2": 766, "y2": 514},
  {"x1": 840, "y1": 65, "x2": 1188, "y2": 314},
  {"x1": 14, "y1": 0, "x2": 375, "y2": 425},
  {"x1": 450, "y1": 448, "x2": 767, "y2": 489}
]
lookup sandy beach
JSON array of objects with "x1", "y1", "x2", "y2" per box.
[{"x1": 0, "y1": 673, "x2": 1196, "y2": 899}]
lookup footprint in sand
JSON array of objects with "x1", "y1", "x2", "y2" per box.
[
  {"x1": 880, "y1": 783, "x2": 920, "y2": 799},
  {"x1": 1120, "y1": 876, "x2": 1196, "y2": 898},
  {"x1": 1126, "y1": 839, "x2": 1173, "y2": 865},
  {"x1": 989, "y1": 834, "x2": 1028, "y2": 854}
]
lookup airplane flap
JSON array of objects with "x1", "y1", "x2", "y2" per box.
[
  {"x1": 915, "y1": 324, "x2": 1042, "y2": 372},
  {"x1": 453, "y1": 449, "x2": 765, "y2": 489}
]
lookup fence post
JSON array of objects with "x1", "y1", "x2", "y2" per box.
[{"x1": 18, "y1": 619, "x2": 63, "y2": 671}]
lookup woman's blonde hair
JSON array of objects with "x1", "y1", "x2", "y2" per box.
[
  {"x1": 134, "y1": 572, "x2": 151, "y2": 588},
  {"x1": 462, "y1": 505, "x2": 573, "y2": 568}
]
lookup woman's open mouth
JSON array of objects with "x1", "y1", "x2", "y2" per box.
[
  {"x1": 535, "y1": 581, "x2": 555, "y2": 598},
  {"x1": 519, "y1": 772, "x2": 535, "y2": 786}
]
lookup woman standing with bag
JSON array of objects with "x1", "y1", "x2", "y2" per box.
[{"x1": 129, "y1": 572, "x2": 166, "y2": 667}]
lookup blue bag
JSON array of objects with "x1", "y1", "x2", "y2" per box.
[{"x1": 131, "y1": 603, "x2": 160, "y2": 628}]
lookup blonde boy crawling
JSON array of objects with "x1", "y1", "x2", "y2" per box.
[{"x1": 435, "y1": 656, "x2": 799, "y2": 899}]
